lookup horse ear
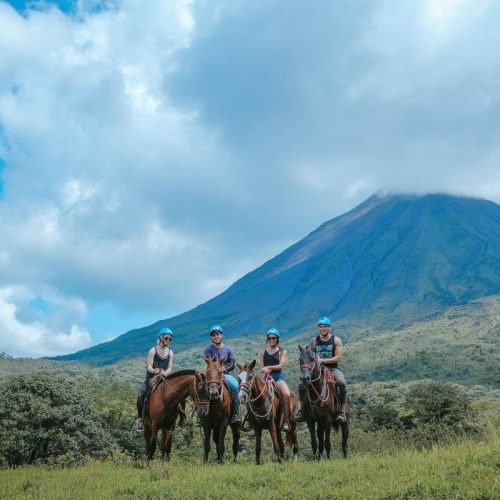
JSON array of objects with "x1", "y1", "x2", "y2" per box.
[
  {"x1": 219, "y1": 356, "x2": 227, "y2": 365},
  {"x1": 298, "y1": 345, "x2": 304, "y2": 353},
  {"x1": 249, "y1": 359, "x2": 256, "y2": 369},
  {"x1": 203, "y1": 356, "x2": 211, "y2": 364},
  {"x1": 236, "y1": 363, "x2": 244, "y2": 371}
]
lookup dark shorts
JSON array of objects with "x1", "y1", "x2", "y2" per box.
[{"x1": 270, "y1": 372, "x2": 286, "y2": 383}]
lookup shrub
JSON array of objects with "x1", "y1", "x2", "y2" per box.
[{"x1": 0, "y1": 373, "x2": 115, "y2": 467}]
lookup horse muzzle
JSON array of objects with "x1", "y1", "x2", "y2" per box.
[{"x1": 207, "y1": 383, "x2": 221, "y2": 401}]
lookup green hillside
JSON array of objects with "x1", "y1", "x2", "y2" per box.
[{"x1": 53, "y1": 194, "x2": 500, "y2": 366}]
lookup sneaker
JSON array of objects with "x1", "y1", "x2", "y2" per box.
[
  {"x1": 134, "y1": 418, "x2": 144, "y2": 432},
  {"x1": 335, "y1": 410, "x2": 346, "y2": 423},
  {"x1": 282, "y1": 422, "x2": 290, "y2": 432},
  {"x1": 231, "y1": 412, "x2": 242, "y2": 424}
]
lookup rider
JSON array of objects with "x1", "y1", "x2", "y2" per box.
[
  {"x1": 202, "y1": 325, "x2": 241, "y2": 424},
  {"x1": 136, "y1": 327, "x2": 184, "y2": 431},
  {"x1": 297, "y1": 316, "x2": 348, "y2": 423},
  {"x1": 258, "y1": 327, "x2": 292, "y2": 431}
]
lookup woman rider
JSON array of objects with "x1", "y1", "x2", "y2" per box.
[
  {"x1": 258, "y1": 327, "x2": 292, "y2": 431},
  {"x1": 135, "y1": 327, "x2": 179, "y2": 431}
]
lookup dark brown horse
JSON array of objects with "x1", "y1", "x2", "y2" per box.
[
  {"x1": 143, "y1": 369, "x2": 204, "y2": 460},
  {"x1": 200, "y1": 357, "x2": 241, "y2": 463},
  {"x1": 298, "y1": 344, "x2": 350, "y2": 459},
  {"x1": 238, "y1": 360, "x2": 298, "y2": 464}
]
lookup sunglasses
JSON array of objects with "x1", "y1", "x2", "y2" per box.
[{"x1": 267, "y1": 336, "x2": 278, "y2": 341}]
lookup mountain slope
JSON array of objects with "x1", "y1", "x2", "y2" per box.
[{"x1": 55, "y1": 193, "x2": 500, "y2": 365}]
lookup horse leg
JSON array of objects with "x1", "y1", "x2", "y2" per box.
[
  {"x1": 276, "y1": 424, "x2": 285, "y2": 459},
  {"x1": 324, "y1": 420, "x2": 332, "y2": 459},
  {"x1": 203, "y1": 425, "x2": 212, "y2": 463},
  {"x1": 230, "y1": 422, "x2": 240, "y2": 462},
  {"x1": 269, "y1": 423, "x2": 283, "y2": 463},
  {"x1": 341, "y1": 422, "x2": 349, "y2": 458},
  {"x1": 306, "y1": 419, "x2": 318, "y2": 459},
  {"x1": 288, "y1": 420, "x2": 299, "y2": 461},
  {"x1": 255, "y1": 426, "x2": 262, "y2": 465},
  {"x1": 216, "y1": 424, "x2": 227, "y2": 464},
  {"x1": 317, "y1": 421, "x2": 325, "y2": 460},
  {"x1": 147, "y1": 421, "x2": 159, "y2": 460}
]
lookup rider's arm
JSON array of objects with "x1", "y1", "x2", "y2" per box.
[
  {"x1": 224, "y1": 347, "x2": 236, "y2": 373},
  {"x1": 162, "y1": 350, "x2": 173, "y2": 376},
  {"x1": 319, "y1": 337, "x2": 343, "y2": 364},
  {"x1": 147, "y1": 348, "x2": 160, "y2": 375},
  {"x1": 259, "y1": 350, "x2": 269, "y2": 373}
]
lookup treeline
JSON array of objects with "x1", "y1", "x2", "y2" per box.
[{"x1": 0, "y1": 371, "x2": 489, "y2": 468}]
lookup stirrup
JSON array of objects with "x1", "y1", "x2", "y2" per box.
[
  {"x1": 134, "y1": 418, "x2": 144, "y2": 432},
  {"x1": 231, "y1": 412, "x2": 242, "y2": 424}
]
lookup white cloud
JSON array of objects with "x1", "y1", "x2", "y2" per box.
[
  {"x1": 0, "y1": 0, "x2": 498, "y2": 355},
  {"x1": 0, "y1": 286, "x2": 91, "y2": 357}
]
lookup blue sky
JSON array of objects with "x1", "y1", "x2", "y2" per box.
[{"x1": 0, "y1": 0, "x2": 499, "y2": 357}]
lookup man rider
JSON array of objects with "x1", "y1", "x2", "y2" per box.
[
  {"x1": 202, "y1": 325, "x2": 241, "y2": 424},
  {"x1": 297, "y1": 316, "x2": 348, "y2": 423}
]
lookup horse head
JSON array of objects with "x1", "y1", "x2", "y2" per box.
[
  {"x1": 203, "y1": 356, "x2": 225, "y2": 402},
  {"x1": 298, "y1": 344, "x2": 318, "y2": 386},
  {"x1": 237, "y1": 360, "x2": 257, "y2": 404}
]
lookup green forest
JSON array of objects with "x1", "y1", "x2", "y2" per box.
[{"x1": 0, "y1": 298, "x2": 498, "y2": 498}]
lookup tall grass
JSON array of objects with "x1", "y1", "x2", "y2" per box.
[{"x1": 1, "y1": 433, "x2": 498, "y2": 499}]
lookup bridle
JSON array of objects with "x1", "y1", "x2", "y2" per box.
[
  {"x1": 204, "y1": 365, "x2": 226, "y2": 401},
  {"x1": 300, "y1": 353, "x2": 330, "y2": 406},
  {"x1": 239, "y1": 370, "x2": 275, "y2": 419}
]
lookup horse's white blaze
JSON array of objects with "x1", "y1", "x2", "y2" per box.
[{"x1": 238, "y1": 370, "x2": 248, "y2": 402}]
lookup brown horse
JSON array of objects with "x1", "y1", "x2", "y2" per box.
[
  {"x1": 200, "y1": 357, "x2": 241, "y2": 463},
  {"x1": 143, "y1": 369, "x2": 204, "y2": 460},
  {"x1": 238, "y1": 360, "x2": 298, "y2": 464},
  {"x1": 298, "y1": 344, "x2": 350, "y2": 459}
]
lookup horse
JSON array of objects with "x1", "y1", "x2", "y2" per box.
[
  {"x1": 143, "y1": 369, "x2": 204, "y2": 460},
  {"x1": 298, "y1": 344, "x2": 350, "y2": 459},
  {"x1": 200, "y1": 357, "x2": 241, "y2": 463},
  {"x1": 238, "y1": 360, "x2": 298, "y2": 464}
]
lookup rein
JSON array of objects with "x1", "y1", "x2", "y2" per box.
[
  {"x1": 300, "y1": 357, "x2": 330, "y2": 406},
  {"x1": 241, "y1": 372, "x2": 276, "y2": 419}
]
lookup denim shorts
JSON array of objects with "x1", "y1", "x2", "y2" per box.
[{"x1": 270, "y1": 372, "x2": 286, "y2": 383}]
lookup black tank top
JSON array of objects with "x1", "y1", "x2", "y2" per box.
[
  {"x1": 315, "y1": 335, "x2": 337, "y2": 368},
  {"x1": 263, "y1": 349, "x2": 281, "y2": 372},
  {"x1": 146, "y1": 347, "x2": 170, "y2": 380}
]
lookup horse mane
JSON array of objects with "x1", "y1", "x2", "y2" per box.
[{"x1": 164, "y1": 369, "x2": 198, "y2": 379}]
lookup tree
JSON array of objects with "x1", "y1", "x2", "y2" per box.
[
  {"x1": 403, "y1": 381, "x2": 472, "y2": 427},
  {"x1": 0, "y1": 372, "x2": 115, "y2": 467}
]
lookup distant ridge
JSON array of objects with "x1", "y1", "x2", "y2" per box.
[{"x1": 54, "y1": 193, "x2": 500, "y2": 365}]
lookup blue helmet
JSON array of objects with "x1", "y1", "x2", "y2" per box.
[
  {"x1": 158, "y1": 327, "x2": 173, "y2": 338},
  {"x1": 317, "y1": 316, "x2": 331, "y2": 326},
  {"x1": 267, "y1": 328, "x2": 281, "y2": 338},
  {"x1": 209, "y1": 324, "x2": 224, "y2": 335}
]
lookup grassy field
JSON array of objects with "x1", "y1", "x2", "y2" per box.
[{"x1": 1, "y1": 433, "x2": 498, "y2": 499}]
